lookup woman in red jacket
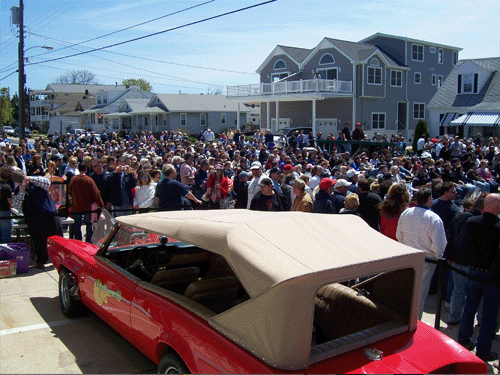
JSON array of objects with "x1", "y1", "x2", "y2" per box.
[{"x1": 205, "y1": 164, "x2": 230, "y2": 209}]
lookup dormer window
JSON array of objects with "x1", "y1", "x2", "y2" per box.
[
  {"x1": 319, "y1": 53, "x2": 335, "y2": 65},
  {"x1": 273, "y1": 59, "x2": 287, "y2": 70},
  {"x1": 458, "y1": 73, "x2": 478, "y2": 94}
]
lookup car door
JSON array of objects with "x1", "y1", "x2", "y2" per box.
[{"x1": 80, "y1": 254, "x2": 140, "y2": 344}]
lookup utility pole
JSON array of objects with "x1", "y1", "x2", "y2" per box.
[{"x1": 18, "y1": 0, "x2": 25, "y2": 140}]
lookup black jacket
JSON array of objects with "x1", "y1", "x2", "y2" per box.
[{"x1": 313, "y1": 189, "x2": 336, "y2": 214}]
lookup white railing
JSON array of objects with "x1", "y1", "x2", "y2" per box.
[{"x1": 227, "y1": 79, "x2": 353, "y2": 97}]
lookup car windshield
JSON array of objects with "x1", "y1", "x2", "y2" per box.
[{"x1": 107, "y1": 224, "x2": 162, "y2": 250}]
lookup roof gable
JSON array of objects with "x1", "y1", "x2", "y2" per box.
[{"x1": 256, "y1": 45, "x2": 312, "y2": 74}]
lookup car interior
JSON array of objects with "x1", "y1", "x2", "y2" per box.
[
  {"x1": 310, "y1": 268, "x2": 413, "y2": 362},
  {"x1": 104, "y1": 228, "x2": 249, "y2": 315}
]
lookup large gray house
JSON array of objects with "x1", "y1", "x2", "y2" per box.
[
  {"x1": 227, "y1": 33, "x2": 461, "y2": 141},
  {"x1": 428, "y1": 57, "x2": 500, "y2": 138}
]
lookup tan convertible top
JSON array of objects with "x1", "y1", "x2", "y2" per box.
[{"x1": 117, "y1": 210, "x2": 425, "y2": 370}]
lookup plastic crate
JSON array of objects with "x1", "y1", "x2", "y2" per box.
[{"x1": 0, "y1": 243, "x2": 31, "y2": 273}]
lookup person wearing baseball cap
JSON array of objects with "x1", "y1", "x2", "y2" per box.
[
  {"x1": 246, "y1": 161, "x2": 264, "y2": 209},
  {"x1": 249, "y1": 177, "x2": 286, "y2": 211},
  {"x1": 313, "y1": 178, "x2": 337, "y2": 214},
  {"x1": 332, "y1": 179, "x2": 351, "y2": 212},
  {"x1": 292, "y1": 178, "x2": 313, "y2": 212}
]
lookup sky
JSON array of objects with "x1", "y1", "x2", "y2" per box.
[{"x1": 0, "y1": 0, "x2": 499, "y2": 97}]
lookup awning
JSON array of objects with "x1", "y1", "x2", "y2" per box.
[
  {"x1": 450, "y1": 112, "x2": 500, "y2": 126},
  {"x1": 450, "y1": 114, "x2": 469, "y2": 125},
  {"x1": 440, "y1": 113, "x2": 460, "y2": 126}
]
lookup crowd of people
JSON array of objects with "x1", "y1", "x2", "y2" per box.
[{"x1": 1, "y1": 126, "x2": 500, "y2": 361}]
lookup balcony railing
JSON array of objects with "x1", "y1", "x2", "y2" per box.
[{"x1": 227, "y1": 79, "x2": 353, "y2": 97}]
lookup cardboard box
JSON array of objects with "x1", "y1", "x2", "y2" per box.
[
  {"x1": 0, "y1": 243, "x2": 30, "y2": 273},
  {"x1": 0, "y1": 260, "x2": 17, "y2": 278}
]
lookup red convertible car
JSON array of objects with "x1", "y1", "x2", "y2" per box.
[{"x1": 48, "y1": 210, "x2": 487, "y2": 374}]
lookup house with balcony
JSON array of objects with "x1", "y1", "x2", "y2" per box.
[
  {"x1": 29, "y1": 83, "x2": 127, "y2": 131},
  {"x1": 428, "y1": 57, "x2": 500, "y2": 139},
  {"x1": 227, "y1": 33, "x2": 461, "y2": 141},
  {"x1": 87, "y1": 92, "x2": 250, "y2": 135}
]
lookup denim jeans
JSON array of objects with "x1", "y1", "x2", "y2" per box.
[
  {"x1": 0, "y1": 210, "x2": 13, "y2": 244},
  {"x1": 420, "y1": 260, "x2": 437, "y2": 319},
  {"x1": 449, "y1": 263, "x2": 469, "y2": 322},
  {"x1": 73, "y1": 213, "x2": 92, "y2": 243},
  {"x1": 458, "y1": 269, "x2": 500, "y2": 354}
]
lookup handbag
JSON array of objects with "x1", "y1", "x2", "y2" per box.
[{"x1": 219, "y1": 195, "x2": 235, "y2": 209}]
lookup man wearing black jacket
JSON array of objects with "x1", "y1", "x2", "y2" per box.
[
  {"x1": 446, "y1": 194, "x2": 485, "y2": 325},
  {"x1": 356, "y1": 178, "x2": 382, "y2": 231},
  {"x1": 458, "y1": 193, "x2": 500, "y2": 362}
]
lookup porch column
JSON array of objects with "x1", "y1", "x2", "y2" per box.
[
  {"x1": 275, "y1": 100, "x2": 280, "y2": 133},
  {"x1": 312, "y1": 99, "x2": 317, "y2": 136},
  {"x1": 266, "y1": 102, "x2": 270, "y2": 132},
  {"x1": 237, "y1": 102, "x2": 240, "y2": 130}
]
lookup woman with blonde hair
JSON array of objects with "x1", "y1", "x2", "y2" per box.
[
  {"x1": 377, "y1": 183, "x2": 410, "y2": 241},
  {"x1": 339, "y1": 193, "x2": 361, "y2": 216},
  {"x1": 133, "y1": 170, "x2": 155, "y2": 209}
]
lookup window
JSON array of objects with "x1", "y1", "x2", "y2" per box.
[
  {"x1": 412, "y1": 44, "x2": 424, "y2": 61},
  {"x1": 271, "y1": 72, "x2": 289, "y2": 82},
  {"x1": 413, "y1": 103, "x2": 425, "y2": 119},
  {"x1": 432, "y1": 74, "x2": 437, "y2": 86},
  {"x1": 200, "y1": 113, "x2": 206, "y2": 126},
  {"x1": 103, "y1": 98, "x2": 108, "y2": 104},
  {"x1": 458, "y1": 73, "x2": 478, "y2": 94},
  {"x1": 180, "y1": 113, "x2": 187, "y2": 126},
  {"x1": 273, "y1": 59, "x2": 286, "y2": 70},
  {"x1": 97, "y1": 99, "x2": 102, "y2": 104},
  {"x1": 453, "y1": 51, "x2": 458, "y2": 65},
  {"x1": 438, "y1": 48, "x2": 443, "y2": 64},
  {"x1": 414, "y1": 72, "x2": 421, "y2": 84},
  {"x1": 221, "y1": 113, "x2": 226, "y2": 125},
  {"x1": 367, "y1": 59, "x2": 382, "y2": 85},
  {"x1": 372, "y1": 113, "x2": 386, "y2": 129},
  {"x1": 316, "y1": 68, "x2": 338, "y2": 80},
  {"x1": 437, "y1": 75, "x2": 443, "y2": 88},
  {"x1": 319, "y1": 53, "x2": 335, "y2": 65},
  {"x1": 391, "y1": 70, "x2": 402, "y2": 87}
]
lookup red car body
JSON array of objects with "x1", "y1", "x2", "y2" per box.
[{"x1": 47, "y1": 212, "x2": 487, "y2": 374}]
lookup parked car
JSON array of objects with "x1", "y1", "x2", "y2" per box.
[
  {"x1": 13, "y1": 127, "x2": 32, "y2": 137},
  {"x1": 2, "y1": 126, "x2": 14, "y2": 135},
  {"x1": 273, "y1": 127, "x2": 312, "y2": 146},
  {"x1": 47, "y1": 210, "x2": 487, "y2": 374}
]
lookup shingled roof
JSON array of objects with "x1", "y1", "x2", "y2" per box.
[{"x1": 428, "y1": 57, "x2": 500, "y2": 111}]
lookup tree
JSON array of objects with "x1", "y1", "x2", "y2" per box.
[
  {"x1": 0, "y1": 88, "x2": 14, "y2": 126},
  {"x1": 10, "y1": 87, "x2": 30, "y2": 126},
  {"x1": 121, "y1": 78, "x2": 152, "y2": 92},
  {"x1": 412, "y1": 119, "x2": 430, "y2": 153},
  {"x1": 54, "y1": 70, "x2": 97, "y2": 84}
]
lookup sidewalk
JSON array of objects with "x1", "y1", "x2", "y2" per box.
[{"x1": 1, "y1": 260, "x2": 499, "y2": 374}]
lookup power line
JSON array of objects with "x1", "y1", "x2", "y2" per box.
[
  {"x1": 26, "y1": 31, "x2": 256, "y2": 75},
  {"x1": 0, "y1": 70, "x2": 19, "y2": 82},
  {"x1": 28, "y1": 0, "x2": 216, "y2": 59},
  {"x1": 26, "y1": 0, "x2": 277, "y2": 67}
]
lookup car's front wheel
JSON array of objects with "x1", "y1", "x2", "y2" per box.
[
  {"x1": 157, "y1": 352, "x2": 189, "y2": 374},
  {"x1": 59, "y1": 269, "x2": 83, "y2": 317}
]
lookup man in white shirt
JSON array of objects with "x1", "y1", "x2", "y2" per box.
[
  {"x1": 247, "y1": 161, "x2": 265, "y2": 209},
  {"x1": 308, "y1": 165, "x2": 323, "y2": 191},
  {"x1": 203, "y1": 129, "x2": 215, "y2": 143},
  {"x1": 397, "y1": 187, "x2": 447, "y2": 319}
]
